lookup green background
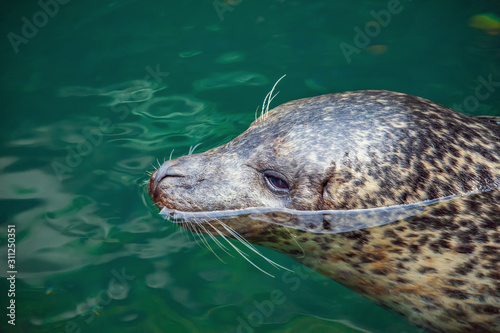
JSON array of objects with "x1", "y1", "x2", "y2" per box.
[{"x1": 1, "y1": 0, "x2": 499, "y2": 332}]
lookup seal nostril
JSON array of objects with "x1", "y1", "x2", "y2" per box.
[{"x1": 152, "y1": 161, "x2": 185, "y2": 192}]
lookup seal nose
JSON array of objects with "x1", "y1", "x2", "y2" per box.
[{"x1": 149, "y1": 161, "x2": 185, "y2": 195}]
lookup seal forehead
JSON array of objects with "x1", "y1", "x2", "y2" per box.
[{"x1": 234, "y1": 91, "x2": 413, "y2": 164}]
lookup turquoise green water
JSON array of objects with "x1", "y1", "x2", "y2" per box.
[{"x1": 1, "y1": 1, "x2": 499, "y2": 332}]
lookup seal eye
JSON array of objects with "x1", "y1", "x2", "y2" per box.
[
  {"x1": 263, "y1": 171, "x2": 290, "y2": 194},
  {"x1": 269, "y1": 176, "x2": 288, "y2": 189}
]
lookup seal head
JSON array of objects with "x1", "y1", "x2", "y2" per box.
[{"x1": 149, "y1": 90, "x2": 499, "y2": 212}]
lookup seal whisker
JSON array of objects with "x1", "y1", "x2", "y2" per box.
[
  {"x1": 188, "y1": 143, "x2": 202, "y2": 155},
  {"x1": 216, "y1": 219, "x2": 292, "y2": 272},
  {"x1": 184, "y1": 219, "x2": 211, "y2": 252},
  {"x1": 203, "y1": 221, "x2": 233, "y2": 254},
  {"x1": 185, "y1": 220, "x2": 203, "y2": 247},
  {"x1": 176, "y1": 196, "x2": 234, "y2": 261},
  {"x1": 191, "y1": 219, "x2": 227, "y2": 263},
  {"x1": 288, "y1": 232, "x2": 305, "y2": 258},
  {"x1": 177, "y1": 219, "x2": 192, "y2": 241},
  {"x1": 266, "y1": 91, "x2": 279, "y2": 116},
  {"x1": 209, "y1": 223, "x2": 276, "y2": 278},
  {"x1": 254, "y1": 105, "x2": 260, "y2": 122},
  {"x1": 191, "y1": 223, "x2": 219, "y2": 258},
  {"x1": 169, "y1": 149, "x2": 175, "y2": 161},
  {"x1": 192, "y1": 198, "x2": 234, "y2": 257},
  {"x1": 148, "y1": 162, "x2": 158, "y2": 172},
  {"x1": 261, "y1": 74, "x2": 286, "y2": 121}
]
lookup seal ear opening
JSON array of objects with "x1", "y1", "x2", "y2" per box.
[
  {"x1": 322, "y1": 179, "x2": 336, "y2": 209},
  {"x1": 321, "y1": 172, "x2": 360, "y2": 210}
]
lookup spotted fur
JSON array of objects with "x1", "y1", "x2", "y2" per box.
[{"x1": 149, "y1": 90, "x2": 500, "y2": 333}]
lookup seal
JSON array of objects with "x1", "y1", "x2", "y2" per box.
[{"x1": 148, "y1": 90, "x2": 500, "y2": 333}]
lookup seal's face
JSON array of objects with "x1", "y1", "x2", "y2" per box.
[
  {"x1": 148, "y1": 111, "x2": 331, "y2": 212},
  {"x1": 149, "y1": 90, "x2": 499, "y2": 213}
]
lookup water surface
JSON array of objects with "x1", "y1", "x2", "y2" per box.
[{"x1": 1, "y1": 1, "x2": 499, "y2": 332}]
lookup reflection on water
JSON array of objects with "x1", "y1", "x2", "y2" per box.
[
  {"x1": 20, "y1": 77, "x2": 234, "y2": 155},
  {"x1": 58, "y1": 80, "x2": 166, "y2": 106},
  {"x1": 215, "y1": 51, "x2": 246, "y2": 64},
  {"x1": 193, "y1": 71, "x2": 268, "y2": 91},
  {"x1": 133, "y1": 95, "x2": 207, "y2": 119},
  {"x1": 0, "y1": 156, "x2": 187, "y2": 284}
]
